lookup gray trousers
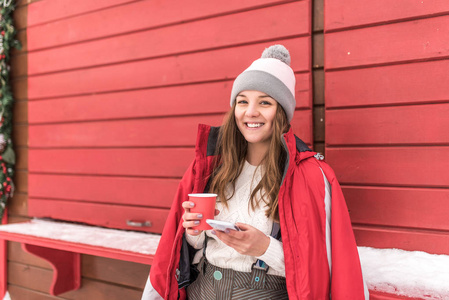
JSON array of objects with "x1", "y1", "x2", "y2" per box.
[{"x1": 187, "y1": 257, "x2": 289, "y2": 300}]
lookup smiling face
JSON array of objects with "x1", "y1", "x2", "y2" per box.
[{"x1": 234, "y1": 90, "x2": 278, "y2": 152}]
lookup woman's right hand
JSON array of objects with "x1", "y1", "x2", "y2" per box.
[{"x1": 182, "y1": 201, "x2": 219, "y2": 236}]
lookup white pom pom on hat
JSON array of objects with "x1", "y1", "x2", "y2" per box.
[{"x1": 230, "y1": 44, "x2": 296, "y2": 122}]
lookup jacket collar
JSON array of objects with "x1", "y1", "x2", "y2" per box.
[{"x1": 283, "y1": 126, "x2": 317, "y2": 164}]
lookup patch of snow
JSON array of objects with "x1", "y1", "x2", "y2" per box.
[
  {"x1": 2, "y1": 291, "x2": 10, "y2": 300},
  {"x1": 0, "y1": 218, "x2": 160, "y2": 255},
  {"x1": 358, "y1": 246, "x2": 449, "y2": 300}
]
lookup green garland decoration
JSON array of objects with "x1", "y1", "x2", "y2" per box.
[{"x1": 0, "y1": 0, "x2": 22, "y2": 221}]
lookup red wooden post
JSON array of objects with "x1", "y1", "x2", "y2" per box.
[{"x1": 0, "y1": 210, "x2": 7, "y2": 299}]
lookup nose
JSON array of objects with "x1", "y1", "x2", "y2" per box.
[{"x1": 245, "y1": 102, "x2": 260, "y2": 118}]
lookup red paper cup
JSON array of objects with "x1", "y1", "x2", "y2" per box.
[{"x1": 188, "y1": 193, "x2": 217, "y2": 230}]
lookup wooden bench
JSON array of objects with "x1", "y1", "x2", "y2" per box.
[{"x1": 0, "y1": 218, "x2": 160, "y2": 296}]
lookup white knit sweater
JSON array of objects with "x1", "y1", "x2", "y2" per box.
[{"x1": 186, "y1": 160, "x2": 285, "y2": 277}]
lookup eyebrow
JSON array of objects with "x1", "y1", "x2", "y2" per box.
[{"x1": 236, "y1": 94, "x2": 272, "y2": 99}]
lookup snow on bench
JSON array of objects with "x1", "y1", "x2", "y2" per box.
[
  {"x1": 0, "y1": 218, "x2": 160, "y2": 256},
  {"x1": 358, "y1": 246, "x2": 449, "y2": 299}
]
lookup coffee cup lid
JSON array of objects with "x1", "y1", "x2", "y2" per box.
[{"x1": 188, "y1": 193, "x2": 218, "y2": 197}]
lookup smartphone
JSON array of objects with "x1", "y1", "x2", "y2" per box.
[{"x1": 206, "y1": 219, "x2": 240, "y2": 232}]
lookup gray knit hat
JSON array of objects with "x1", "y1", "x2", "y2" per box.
[{"x1": 230, "y1": 45, "x2": 296, "y2": 122}]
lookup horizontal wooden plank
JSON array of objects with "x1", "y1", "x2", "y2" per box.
[
  {"x1": 326, "y1": 103, "x2": 449, "y2": 145},
  {"x1": 29, "y1": 148, "x2": 194, "y2": 177},
  {"x1": 28, "y1": 0, "x2": 138, "y2": 27},
  {"x1": 325, "y1": 0, "x2": 449, "y2": 31},
  {"x1": 292, "y1": 109, "x2": 313, "y2": 145},
  {"x1": 30, "y1": 22, "x2": 309, "y2": 75},
  {"x1": 326, "y1": 147, "x2": 449, "y2": 187},
  {"x1": 8, "y1": 241, "x2": 51, "y2": 269},
  {"x1": 8, "y1": 261, "x2": 143, "y2": 299},
  {"x1": 29, "y1": 110, "x2": 312, "y2": 147},
  {"x1": 82, "y1": 255, "x2": 150, "y2": 289},
  {"x1": 29, "y1": 174, "x2": 179, "y2": 208},
  {"x1": 344, "y1": 186, "x2": 449, "y2": 231},
  {"x1": 9, "y1": 240, "x2": 151, "y2": 288},
  {"x1": 28, "y1": 199, "x2": 169, "y2": 234},
  {"x1": 325, "y1": 60, "x2": 449, "y2": 108},
  {"x1": 62, "y1": 277, "x2": 144, "y2": 300},
  {"x1": 8, "y1": 284, "x2": 63, "y2": 300},
  {"x1": 28, "y1": 38, "x2": 310, "y2": 100},
  {"x1": 325, "y1": 15, "x2": 449, "y2": 69},
  {"x1": 8, "y1": 261, "x2": 53, "y2": 294},
  {"x1": 29, "y1": 114, "x2": 224, "y2": 147},
  {"x1": 29, "y1": 82, "x2": 231, "y2": 123},
  {"x1": 28, "y1": 73, "x2": 311, "y2": 123},
  {"x1": 354, "y1": 225, "x2": 449, "y2": 255},
  {"x1": 29, "y1": 1, "x2": 307, "y2": 51}
]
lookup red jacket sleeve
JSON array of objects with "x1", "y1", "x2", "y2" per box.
[
  {"x1": 319, "y1": 162, "x2": 366, "y2": 300},
  {"x1": 150, "y1": 159, "x2": 196, "y2": 299}
]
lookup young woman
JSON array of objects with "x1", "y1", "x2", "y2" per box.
[{"x1": 142, "y1": 45, "x2": 369, "y2": 300}]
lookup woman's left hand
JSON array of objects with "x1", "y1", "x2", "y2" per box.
[{"x1": 212, "y1": 222, "x2": 270, "y2": 257}]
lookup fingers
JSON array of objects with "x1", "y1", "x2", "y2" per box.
[
  {"x1": 235, "y1": 222, "x2": 251, "y2": 231},
  {"x1": 183, "y1": 212, "x2": 203, "y2": 221},
  {"x1": 212, "y1": 230, "x2": 229, "y2": 241},
  {"x1": 212, "y1": 228, "x2": 242, "y2": 240},
  {"x1": 181, "y1": 202, "x2": 193, "y2": 222},
  {"x1": 186, "y1": 228, "x2": 202, "y2": 236},
  {"x1": 213, "y1": 230, "x2": 242, "y2": 250},
  {"x1": 182, "y1": 219, "x2": 201, "y2": 229},
  {"x1": 182, "y1": 201, "x2": 195, "y2": 211},
  {"x1": 181, "y1": 203, "x2": 203, "y2": 231}
]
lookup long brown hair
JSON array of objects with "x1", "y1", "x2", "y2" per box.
[{"x1": 209, "y1": 102, "x2": 290, "y2": 221}]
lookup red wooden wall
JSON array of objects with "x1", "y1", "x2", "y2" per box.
[
  {"x1": 27, "y1": 0, "x2": 313, "y2": 234},
  {"x1": 324, "y1": 1, "x2": 449, "y2": 254}
]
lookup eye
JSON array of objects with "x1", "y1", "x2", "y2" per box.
[
  {"x1": 260, "y1": 100, "x2": 272, "y2": 105},
  {"x1": 237, "y1": 100, "x2": 248, "y2": 104}
]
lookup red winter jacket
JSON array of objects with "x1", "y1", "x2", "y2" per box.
[{"x1": 146, "y1": 124, "x2": 367, "y2": 300}]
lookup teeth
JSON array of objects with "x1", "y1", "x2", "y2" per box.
[{"x1": 247, "y1": 123, "x2": 263, "y2": 128}]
